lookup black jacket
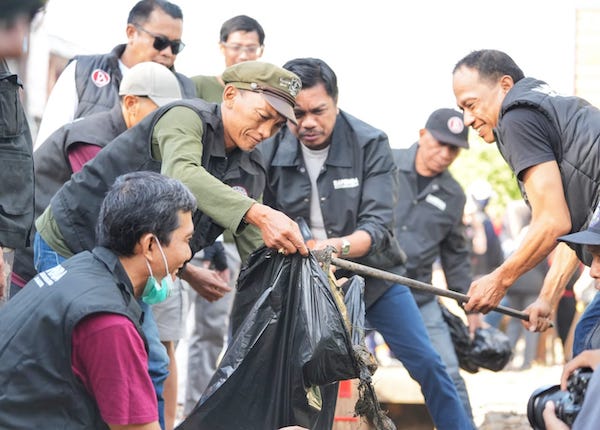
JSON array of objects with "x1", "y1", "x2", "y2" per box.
[
  {"x1": 0, "y1": 247, "x2": 145, "y2": 429},
  {"x1": 0, "y1": 59, "x2": 34, "y2": 248},
  {"x1": 393, "y1": 145, "x2": 471, "y2": 306},
  {"x1": 14, "y1": 104, "x2": 127, "y2": 282},
  {"x1": 73, "y1": 44, "x2": 196, "y2": 118},
  {"x1": 260, "y1": 110, "x2": 402, "y2": 308},
  {"x1": 50, "y1": 99, "x2": 263, "y2": 256}
]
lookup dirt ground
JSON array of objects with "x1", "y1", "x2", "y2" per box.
[{"x1": 370, "y1": 360, "x2": 563, "y2": 430}]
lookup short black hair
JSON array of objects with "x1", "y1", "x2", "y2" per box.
[
  {"x1": 128, "y1": 0, "x2": 183, "y2": 25},
  {"x1": 282, "y1": 57, "x2": 338, "y2": 102},
  {"x1": 1, "y1": 0, "x2": 46, "y2": 24},
  {"x1": 220, "y1": 15, "x2": 265, "y2": 45},
  {"x1": 453, "y1": 49, "x2": 524, "y2": 84},
  {"x1": 96, "y1": 171, "x2": 196, "y2": 256}
]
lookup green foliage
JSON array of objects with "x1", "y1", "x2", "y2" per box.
[{"x1": 449, "y1": 131, "x2": 523, "y2": 220}]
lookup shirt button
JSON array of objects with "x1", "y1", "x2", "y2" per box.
[
  {"x1": 401, "y1": 225, "x2": 407, "y2": 231},
  {"x1": 303, "y1": 198, "x2": 309, "y2": 203},
  {"x1": 320, "y1": 196, "x2": 326, "y2": 201},
  {"x1": 299, "y1": 167, "x2": 306, "y2": 173}
]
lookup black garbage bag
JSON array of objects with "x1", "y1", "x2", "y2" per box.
[
  {"x1": 440, "y1": 302, "x2": 512, "y2": 373},
  {"x1": 470, "y1": 324, "x2": 513, "y2": 371},
  {"x1": 342, "y1": 276, "x2": 366, "y2": 345},
  {"x1": 440, "y1": 302, "x2": 479, "y2": 373},
  {"x1": 177, "y1": 247, "x2": 393, "y2": 430}
]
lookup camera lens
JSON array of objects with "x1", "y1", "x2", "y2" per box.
[
  {"x1": 527, "y1": 384, "x2": 562, "y2": 430},
  {"x1": 527, "y1": 368, "x2": 593, "y2": 429}
]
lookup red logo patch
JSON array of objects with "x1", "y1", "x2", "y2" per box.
[
  {"x1": 447, "y1": 116, "x2": 465, "y2": 134},
  {"x1": 91, "y1": 69, "x2": 111, "y2": 88}
]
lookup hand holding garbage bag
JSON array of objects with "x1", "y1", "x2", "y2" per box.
[{"x1": 177, "y1": 247, "x2": 394, "y2": 430}]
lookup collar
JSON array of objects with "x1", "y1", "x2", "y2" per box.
[
  {"x1": 396, "y1": 143, "x2": 419, "y2": 172},
  {"x1": 397, "y1": 143, "x2": 455, "y2": 193},
  {"x1": 270, "y1": 111, "x2": 353, "y2": 168},
  {"x1": 91, "y1": 246, "x2": 135, "y2": 295}
]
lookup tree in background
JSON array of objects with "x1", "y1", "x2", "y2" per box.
[{"x1": 450, "y1": 131, "x2": 522, "y2": 225}]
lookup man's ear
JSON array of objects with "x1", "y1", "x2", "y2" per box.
[
  {"x1": 125, "y1": 23, "x2": 137, "y2": 43},
  {"x1": 138, "y1": 233, "x2": 155, "y2": 260},
  {"x1": 222, "y1": 84, "x2": 238, "y2": 109},
  {"x1": 500, "y1": 75, "x2": 515, "y2": 93}
]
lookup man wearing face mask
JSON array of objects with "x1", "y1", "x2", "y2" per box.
[
  {"x1": 0, "y1": 171, "x2": 195, "y2": 430},
  {"x1": 34, "y1": 0, "x2": 195, "y2": 148}
]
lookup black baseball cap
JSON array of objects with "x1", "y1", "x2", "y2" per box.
[{"x1": 425, "y1": 108, "x2": 469, "y2": 148}]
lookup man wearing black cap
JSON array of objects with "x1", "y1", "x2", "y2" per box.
[
  {"x1": 392, "y1": 108, "x2": 482, "y2": 425},
  {"x1": 33, "y1": 60, "x2": 308, "y2": 426},
  {"x1": 260, "y1": 59, "x2": 474, "y2": 430}
]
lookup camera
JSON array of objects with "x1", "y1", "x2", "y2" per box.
[{"x1": 527, "y1": 367, "x2": 593, "y2": 429}]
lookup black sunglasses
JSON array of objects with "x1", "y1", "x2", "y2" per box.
[{"x1": 134, "y1": 24, "x2": 185, "y2": 55}]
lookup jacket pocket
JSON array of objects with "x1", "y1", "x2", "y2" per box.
[
  {"x1": 0, "y1": 152, "x2": 33, "y2": 215},
  {"x1": 0, "y1": 78, "x2": 25, "y2": 138}
]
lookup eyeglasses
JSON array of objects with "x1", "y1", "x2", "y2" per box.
[
  {"x1": 134, "y1": 24, "x2": 185, "y2": 55},
  {"x1": 221, "y1": 43, "x2": 263, "y2": 55}
]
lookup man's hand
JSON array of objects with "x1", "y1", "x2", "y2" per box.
[
  {"x1": 560, "y1": 349, "x2": 600, "y2": 390},
  {"x1": 523, "y1": 297, "x2": 554, "y2": 332},
  {"x1": 463, "y1": 271, "x2": 508, "y2": 314},
  {"x1": 180, "y1": 264, "x2": 231, "y2": 302},
  {"x1": 244, "y1": 203, "x2": 308, "y2": 256},
  {"x1": 466, "y1": 312, "x2": 486, "y2": 338},
  {"x1": 542, "y1": 401, "x2": 570, "y2": 430},
  {"x1": 525, "y1": 243, "x2": 580, "y2": 332}
]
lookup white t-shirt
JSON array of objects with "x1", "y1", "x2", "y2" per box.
[{"x1": 299, "y1": 144, "x2": 330, "y2": 240}]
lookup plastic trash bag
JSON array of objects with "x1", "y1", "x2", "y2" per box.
[
  {"x1": 440, "y1": 302, "x2": 512, "y2": 373},
  {"x1": 177, "y1": 247, "x2": 394, "y2": 430},
  {"x1": 471, "y1": 323, "x2": 513, "y2": 371}
]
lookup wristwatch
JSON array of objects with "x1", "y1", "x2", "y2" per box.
[{"x1": 340, "y1": 239, "x2": 351, "y2": 256}]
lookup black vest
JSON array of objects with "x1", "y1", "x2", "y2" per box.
[
  {"x1": 0, "y1": 59, "x2": 34, "y2": 248},
  {"x1": 13, "y1": 105, "x2": 127, "y2": 283},
  {"x1": 73, "y1": 44, "x2": 196, "y2": 118},
  {"x1": 497, "y1": 77, "x2": 600, "y2": 264},
  {"x1": 51, "y1": 99, "x2": 264, "y2": 255},
  {"x1": 0, "y1": 247, "x2": 145, "y2": 429}
]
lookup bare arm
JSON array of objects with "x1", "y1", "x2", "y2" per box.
[
  {"x1": 464, "y1": 161, "x2": 571, "y2": 313},
  {"x1": 311, "y1": 230, "x2": 372, "y2": 259},
  {"x1": 524, "y1": 243, "x2": 580, "y2": 331}
]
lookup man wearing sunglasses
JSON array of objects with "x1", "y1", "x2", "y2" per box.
[{"x1": 34, "y1": 0, "x2": 195, "y2": 149}]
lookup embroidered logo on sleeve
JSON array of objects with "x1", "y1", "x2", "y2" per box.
[
  {"x1": 425, "y1": 194, "x2": 447, "y2": 211},
  {"x1": 333, "y1": 177, "x2": 359, "y2": 189},
  {"x1": 33, "y1": 264, "x2": 67, "y2": 287}
]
